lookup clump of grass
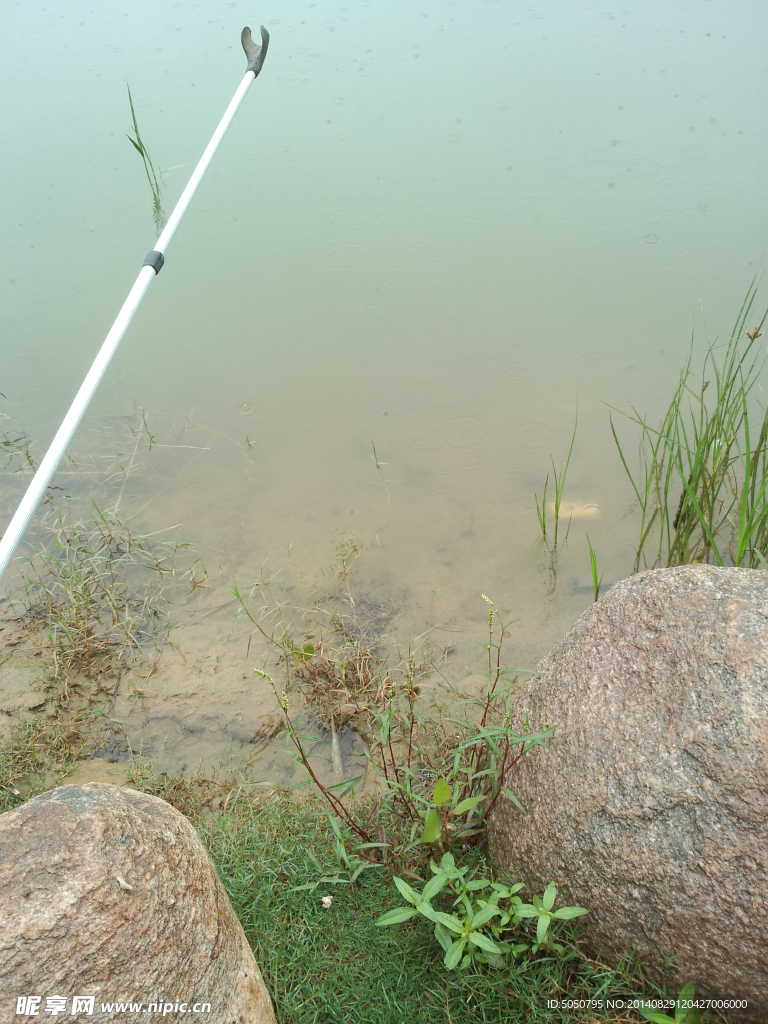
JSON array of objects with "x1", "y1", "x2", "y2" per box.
[
  {"x1": 1, "y1": 420, "x2": 35, "y2": 473},
  {"x1": 293, "y1": 631, "x2": 431, "y2": 737},
  {"x1": 587, "y1": 535, "x2": 603, "y2": 602},
  {"x1": 16, "y1": 503, "x2": 177, "y2": 686},
  {"x1": 611, "y1": 285, "x2": 768, "y2": 570},
  {"x1": 123, "y1": 756, "x2": 249, "y2": 818},
  {"x1": 535, "y1": 410, "x2": 577, "y2": 552},
  {"x1": 0, "y1": 390, "x2": 38, "y2": 521},
  {"x1": 0, "y1": 716, "x2": 89, "y2": 813},
  {"x1": 230, "y1": 556, "x2": 415, "y2": 724},
  {"x1": 127, "y1": 85, "x2": 165, "y2": 232}
]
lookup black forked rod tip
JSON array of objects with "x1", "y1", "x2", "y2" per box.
[{"x1": 241, "y1": 26, "x2": 270, "y2": 77}]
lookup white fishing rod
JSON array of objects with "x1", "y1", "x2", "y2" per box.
[{"x1": 0, "y1": 26, "x2": 269, "y2": 584}]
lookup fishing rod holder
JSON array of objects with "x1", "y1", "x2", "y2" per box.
[{"x1": 242, "y1": 26, "x2": 270, "y2": 77}]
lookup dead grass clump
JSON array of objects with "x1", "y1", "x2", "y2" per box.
[
  {"x1": 124, "y1": 757, "x2": 254, "y2": 818},
  {"x1": 294, "y1": 636, "x2": 432, "y2": 736}
]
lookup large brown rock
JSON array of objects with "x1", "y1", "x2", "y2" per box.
[
  {"x1": 489, "y1": 566, "x2": 768, "y2": 1021},
  {"x1": 0, "y1": 783, "x2": 277, "y2": 1024}
]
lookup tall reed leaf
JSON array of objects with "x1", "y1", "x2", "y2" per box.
[{"x1": 127, "y1": 85, "x2": 165, "y2": 232}]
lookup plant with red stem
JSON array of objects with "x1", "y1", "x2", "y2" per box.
[{"x1": 255, "y1": 595, "x2": 556, "y2": 879}]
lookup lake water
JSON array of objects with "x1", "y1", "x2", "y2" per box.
[{"x1": 1, "y1": 0, "x2": 767, "y2": 779}]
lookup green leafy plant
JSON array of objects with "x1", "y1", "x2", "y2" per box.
[
  {"x1": 197, "y1": 794, "x2": 697, "y2": 1024},
  {"x1": 292, "y1": 641, "x2": 315, "y2": 663},
  {"x1": 376, "y1": 851, "x2": 588, "y2": 971},
  {"x1": 418, "y1": 776, "x2": 485, "y2": 845},
  {"x1": 636, "y1": 983, "x2": 701, "y2": 1024},
  {"x1": 248, "y1": 595, "x2": 554, "y2": 882},
  {"x1": 360, "y1": 597, "x2": 554, "y2": 865}
]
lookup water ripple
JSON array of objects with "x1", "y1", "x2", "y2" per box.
[{"x1": 440, "y1": 416, "x2": 486, "y2": 449}]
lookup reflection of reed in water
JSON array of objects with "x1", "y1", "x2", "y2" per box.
[
  {"x1": 126, "y1": 85, "x2": 166, "y2": 233},
  {"x1": 250, "y1": 714, "x2": 282, "y2": 756}
]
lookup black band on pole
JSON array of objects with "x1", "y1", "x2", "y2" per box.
[
  {"x1": 241, "y1": 26, "x2": 270, "y2": 77},
  {"x1": 143, "y1": 250, "x2": 165, "y2": 274}
]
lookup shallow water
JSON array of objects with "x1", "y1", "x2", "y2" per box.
[{"x1": 1, "y1": 0, "x2": 767, "y2": 778}]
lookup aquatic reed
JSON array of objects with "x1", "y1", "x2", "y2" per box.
[
  {"x1": 611, "y1": 285, "x2": 768, "y2": 570},
  {"x1": 127, "y1": 85, "x2": 165, "y2": 232},
  {"x1": 586, "y1": 535, "x2": 602, "y2": 602},
  {"x1": 535, "y1": 411, "x2": 577, "y2": 551}
]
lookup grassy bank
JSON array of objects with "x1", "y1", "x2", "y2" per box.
[{"x1": 197, "y1": 793, "x2": 689, "y2": 1024}]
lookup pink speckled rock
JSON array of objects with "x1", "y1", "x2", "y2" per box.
[
  {"x1": 0, "y1": 783, "x2": 277, "y2": 1024},
  {"x1": 489, "y1": 566, "x2": 768, "y2": 1022}
]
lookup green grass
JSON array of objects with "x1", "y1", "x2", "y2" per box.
[
  {"x1": 197, "y1": 795, "x2": 705, "y2": 1024},
  {"x1": 127, "y1": 85, "x2": 165, "y2": 232},
  {"x1": 611, "y1": 285, "x2": 768, "y2": 570},
  {"x1": 586, "y1": 536, "x2": 602, "y2": 603},
  {"x1": 535, "y1": 411, "x2": 578, "y2": 552},
  {"x1": 16, "y1": 502, "x2": 179, "y2": 685},
  {"x1": 0, "y1": 717, "x2": 85, "y2": 814}
]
